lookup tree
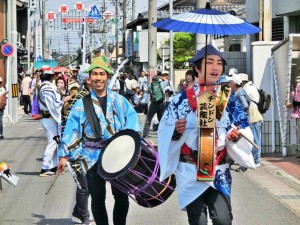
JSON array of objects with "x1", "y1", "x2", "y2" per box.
[
  {"x1": 74, "y1": 48, "x2": 82, "y2": 66},
  {"x1": 165, "y1": 32, "x2": 195, "y2": 69}
]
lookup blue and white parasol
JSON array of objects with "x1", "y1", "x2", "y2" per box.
[{"x1": 152, "y1": 2, "x2": 260, "y2": 35}]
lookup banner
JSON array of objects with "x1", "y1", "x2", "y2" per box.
[{"x1": 35, "y1": 26, "x2": 43, "y2": 61}]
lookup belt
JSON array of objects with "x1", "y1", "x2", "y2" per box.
[
  {"x1": 40, "y1": 110, "x2": 52, "y2": 119},
  {"x1": 83, "y1": 140, "x2": 104, "y2": 150}
]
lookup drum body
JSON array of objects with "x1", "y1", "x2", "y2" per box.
[{"x1": 97, "y1": 129, "x2": 176, "y2": 207}]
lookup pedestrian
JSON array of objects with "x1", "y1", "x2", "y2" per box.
[
  {"x1": 60, "y1": 65, "x2": 93, "y2": 225},
  {"x1": 38, "y1": 69, "x2": 63, "y2": 176},
  {"x1": 21, "y1": 71, "x2": 32, "y2": 115},
  {"x1": 239, "y1": 73, "x2": 263, "y2": 167},
  {"x1": 157, "y1": 44, "x2": 254, "y2": 225},
  {"x1": 57, "y1": 56, "x2": 141, "y2": 225},
  {"x1": 0, "y1": 77, "x2": 7, "y2": 139},
  {"x1": 142, "y1": 74, "x2": 166, "y2": 138}
]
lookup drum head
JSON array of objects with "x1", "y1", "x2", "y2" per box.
[{"x1": 97, "y1": 129, "x2": 141, "y2": 180}]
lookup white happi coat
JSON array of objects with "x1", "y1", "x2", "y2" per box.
[{"x1": 158, "y1": 84, "x2": 255, "y2": 210}]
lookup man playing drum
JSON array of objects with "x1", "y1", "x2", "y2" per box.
[
  {"x1": 57, "y1": 55, "x2": 141, "y2": 225},
  {"x1": 157, "y1": 44, "x2": 255, "y2": 225}
]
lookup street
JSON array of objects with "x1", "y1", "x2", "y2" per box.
[{"x1": 0, "y1": 113, "x2": 300, "y2": 225}]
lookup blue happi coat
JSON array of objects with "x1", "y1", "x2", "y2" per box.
[
  {"x1": 158, "y1": 84, "x2": 255, "y2": 210},
  {"x1": 58, "y1": 88, "x2": 141, "y2": 168}
]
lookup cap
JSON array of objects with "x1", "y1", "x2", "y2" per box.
[
  {"x1": 216, "y1": 75, "x2": 230, "y2": 84},
  {"x1": 190, "y1": 44, "x2": 227, "y2": 64},
  {"x1": 228, "y1": 68, "x2": 238, "y2": 76},
  {"x1": 238, "y1": 73, "x2": 249, "y2": 82},
  {"x1": 227, "y1": 74, "x2": 242, "y2": 85},
  {"x1": 162, "y1": 70, "x2": 169, "y2": 75},
  {"x1": 295, "y1": 76, "x2": 300, "y2": 82},
  {"x1": 26, "y1": 71, "x2": 31, "y2": 76},
  {"x1": 84, "y1": 55, "x2": 112, "y2": 74}
]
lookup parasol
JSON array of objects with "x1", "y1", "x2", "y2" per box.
[
  {"x1": 152, "y1": 2, "x2": 260, "y2": 36},
  {"x1": 33, "y1": 59, "x2": 58, "y2": 69},
  {"x1": 152, "y1": 2, "x2": 260, "y2": 84},
  {"x1": 53, "y1": 66, "x2": 70, "y2": 73}
]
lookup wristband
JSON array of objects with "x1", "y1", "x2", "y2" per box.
[{"x1": 172, "y1": 129, "x2": 182, "y2": 140}]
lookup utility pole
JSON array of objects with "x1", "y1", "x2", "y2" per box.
[
  {"x1": 122, "y1": 0, "x2": 127, "y2": 61},
  {"x1": 195, "y1": 0, "x2": 208, "y2": 50},
  {"x1": 115, "y1": 0, "x2": 119, "y2": 66},
  {"x1": 132, "y1": 0, "x2": 135, "y2": 21},
  {"x1": 148, "y1": 0, "x2": 157, "y2": 78},
  {"x1": 42, "y1": 0, "x2": 46, "y2": 59},
  {"x1": 169, "y1": 0, "x2": 174, "y2": 89},
  {"x1": 64, "y1": 33, "x2": 70, "y2": 66}
]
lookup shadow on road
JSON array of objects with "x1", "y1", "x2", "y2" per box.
[
  {"x1": 32, "y1": 213, "x2": 75, "y2": 225},
  {"x1": 17, "y1": 171, "x2": 40, "y2": 176}
]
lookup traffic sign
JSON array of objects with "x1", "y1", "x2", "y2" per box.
[
  {"x1": 88, "y1": 5, "x2": 102, "y2": 19},
  {"x1": 1, "y1": 43, "x2": 14, "y2": 57}
]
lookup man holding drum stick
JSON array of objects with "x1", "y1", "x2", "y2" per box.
[
  {"x1": 57, "y1": 55, "x2": 141, "y2": 225},
  {"x1": 157, "y1": 45, "x2": 256, "y2": 225}
]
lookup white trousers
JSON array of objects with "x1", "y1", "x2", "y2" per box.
[{"x1": 40, "y1": 118, "x2": 58, "y2": 170}]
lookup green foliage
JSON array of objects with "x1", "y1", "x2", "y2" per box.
[
  {"x1": 165, "y1": 32, "x2": 195, "y2": 68},
  {"x1": 74, "y1": 48, "x2": 82, "y2": 65}
]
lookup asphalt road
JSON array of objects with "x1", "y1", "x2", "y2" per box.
[{"x1": 0, "y1": 114, "x2": 299, "y2": 225}]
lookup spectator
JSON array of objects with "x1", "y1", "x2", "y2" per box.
[
  {"x1": 133, "y1": 86, "x2": 148, "y2": 115},
  {"x1": 0, "y1": 77, "x2": 7, "y2": 139},
  {"x1": 21, "y1": 71, "x2": 32, "y2": 115},
  {"x1": 138, "y1": 70, "x2": 148, "y2": 92},
  {"x1": 55, "y1": 76, "x2": 67, "y2": 101},
  {"x1": 30, "y1": 71, "x2": 41, "y2": 119},
  {"x1": 183, "y1": 70, "x2": 196, "y2": 91},
  {"x1": 142, "y1": 75, "x2": 166, "y2": 138},
  {"x1": 228, "y1": 74, "x2": 250, "y2": 113},
  {"x1": 176, "y1": 79, "x2": 186, "y2": 94},
  {"x1": 239, "y1": 73, "x2": 263, "y2": 167},
  {"x1": 107, "y1": 72, "x2": 120, "y2": 93}
]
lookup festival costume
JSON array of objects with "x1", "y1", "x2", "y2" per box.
[
  {"x1": 158, "y1": 83, "x2": 255, "y2": 224},
  {"x1": 59, "y1": 88, "x2": 141, "y2": 225},
  {"x1": 30, "y1": 78, "x2": 41, "y2": 118},
  {"x1": 39, "y1": 81, "x2": 63, "y2": 175}
]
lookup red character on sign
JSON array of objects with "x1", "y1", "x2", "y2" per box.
[
  {"x1": 75, "y1": 2, "x2": 84, "y2": 11},
  {"x1": 60, "y1": 5, "x2": 69, "y2": 14},
  {"x1": 47, "y1": 12, "x2": 56, "y2": 21}
]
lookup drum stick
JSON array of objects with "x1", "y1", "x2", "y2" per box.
[
  {"x1": 45, "y1": 172, "x2": 60, "y2": 195},
  {"x1": 230, "y1": 124, "x2": 260, "y2": 149}
]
